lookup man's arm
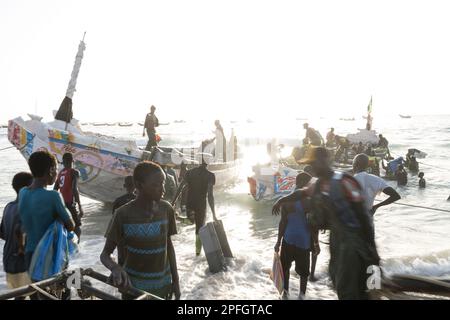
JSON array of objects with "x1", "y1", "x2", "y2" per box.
[
  {"x1": 171, "y1": 180, "x2": 187, "y2": 206},
  {"x1": 207, "y1": 183, "x2": 217, "y2": 221},
  {"x1": 372, "y1": 187, "x2": 401, "y2": 214},
  {"x1": 63, "y1": 217, "x2": 75, "y2": 232},
  {"x1": 53, "y1": 177, "x2": 60, "y2": 191},
  {"x1": 72, "y1": 171, "x2": 83, "y2": 216},
  {"x1": 272, "y1": 190, "x2": 303, "y2": 215},
  {"x1": 352, "y1": 203, "x2": 379, "y2": 269},
  {"x1": 0, "y1": 216, "x2": 4, "y2": 240},
  {"x1": 343, "y1": 177, "x2": 379, "y2": 263},
  {"x1": 168, "y1": 169, "x2": 179, "y2": 188},
  {"x1": 167, "y1": 237, "x2": 180, "y2": 299},
  {"x1": 54, "y1": 193, "x2": 75, "y2": 232},
  {"x1": 14, "y1": 223, "x2": 25, "y2": 255},
  {"x1": 100, "y1": 238, "x2": 130, "y2": 288},
  {"x1": 143, "y1": 115, "x2": 148, "y2": 136},
  {"x1": 311, "y1": 228, "x2": 320, "y2": 255},
  {"x1": 112, "y1": 199, "x2": 119, "y2": 215},
  {"x1": 351, "y1": 200, "x2": 377, "y2": 250},
  {"x1": 274, "y1": 208, "x2": 288, "y2": 252}
]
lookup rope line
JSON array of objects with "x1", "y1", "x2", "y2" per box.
[
  {"x1": 0, "y1": 145, "x2": 15, "y2": 152},
  {"x1": 375, "y1": 199, "x2": 450, "y2": 213},
  {"x1": 0, "y1": 134, "x2": 36, "y2": 153}
]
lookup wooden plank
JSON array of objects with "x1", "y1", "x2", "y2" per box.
[
  {"x1": 382, "y1": 274, "x2": 450, "y2": 297},
  {"x1": 82, "y1": 268, "x2": 163, "y2": 300},
  {"x1": 135, "y1": 294, "x2": 151, "y2": 300},
  {"x1": 29, "y1": 284, "x2": 60, "y2": 300},
  {"x1": 80, "y1": 284, "x2": 120, "y2": 300},
  {"x1": 0, "y1": 275, "x2": 67, "y2": 300}
]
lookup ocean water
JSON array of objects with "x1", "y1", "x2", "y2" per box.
[{"x1": 0, "y1": 114, "x2": 449, "y2": 299}]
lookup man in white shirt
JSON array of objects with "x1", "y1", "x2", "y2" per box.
[{"x1": 353, "y1": 153, "x2": 401, "y2": 214}]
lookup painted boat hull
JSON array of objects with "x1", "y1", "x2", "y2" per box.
[{"x1": 8, "y1": 116, "x2": 240, "y2": 203}]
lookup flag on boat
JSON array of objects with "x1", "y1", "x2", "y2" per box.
[{"x1": 367, "y1": 95, "x2": 372, "y2": 114}]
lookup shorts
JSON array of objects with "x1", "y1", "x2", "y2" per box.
[
  {"x1": 6, "y1": 272, "x2": 31, "y2": 289},
  {"x1": 280, "y1": 241, "x2": 310, "y2": 278},
  {"x1": 187, "y1": 207, "x2": 207, "y2": 234}
]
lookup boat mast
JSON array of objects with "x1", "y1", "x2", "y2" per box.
[
  {"x1": 66, "y1": 32, "x2": 86, "y2": 99},
  {"x1": 55, "y1": 32, "x2": 87, "y2": 129},
  {"x1": 366, "y1": 95, "x2": 373, "y2": 130}
]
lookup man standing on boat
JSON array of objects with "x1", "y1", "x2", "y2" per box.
[
  {"x1": 143, "y1": 105, "x2": 159, "y2": 151},
  {"x1": 326, "y1": 128, "x2": 335, "y2": 147},
  {"x1": 213, "y1": 120, "x2": 227, "y2": 163},
  {"x1": 303, "y1": 123, "x2": 323, "y2": 146}
]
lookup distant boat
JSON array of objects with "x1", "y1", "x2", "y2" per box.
[
  {"x1": 118, "y1": 122, "x2": 133, "y2": 127},
  {"x1": 92, "y1": 122, "x2": 108, "y2": 126},
  {"x1": 399, "y1": 114, "x2": 411, "y2": 119},
  {"x1": 174, "y1": 120, "x2": 186, "y2": 124},
  {"x1": 339, "y1": 117, "x2": 355, "y2": 121}
]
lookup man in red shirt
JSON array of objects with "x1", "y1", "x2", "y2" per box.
[{"x1": 54, "y1": 153, "x2": 83, "y2": 243}]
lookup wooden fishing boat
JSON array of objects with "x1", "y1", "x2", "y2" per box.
[
  {"x1": 118, "y1": 122, "x2": 133, "y2": 127},
  {"x1": 7, "y1": 36, "x2": 242, "y2": 203},
  {"x1": 247, "y1": 144, "x2": 387, "y2": 201},
  {"x1": 247, "y1": 157, "x2": 355, "y2": 201}
]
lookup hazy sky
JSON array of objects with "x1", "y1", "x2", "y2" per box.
[{"x1": 1, "y1": 0, "x2": 450, "y2": 123}]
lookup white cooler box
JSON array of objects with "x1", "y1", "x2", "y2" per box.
[{"x1": 199, "y1": 222, "x2": 226, "y2": 273}]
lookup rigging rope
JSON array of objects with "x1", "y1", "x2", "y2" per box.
[{"x1": 374, "y1": 199, "x2": 450, "y2": 213}]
